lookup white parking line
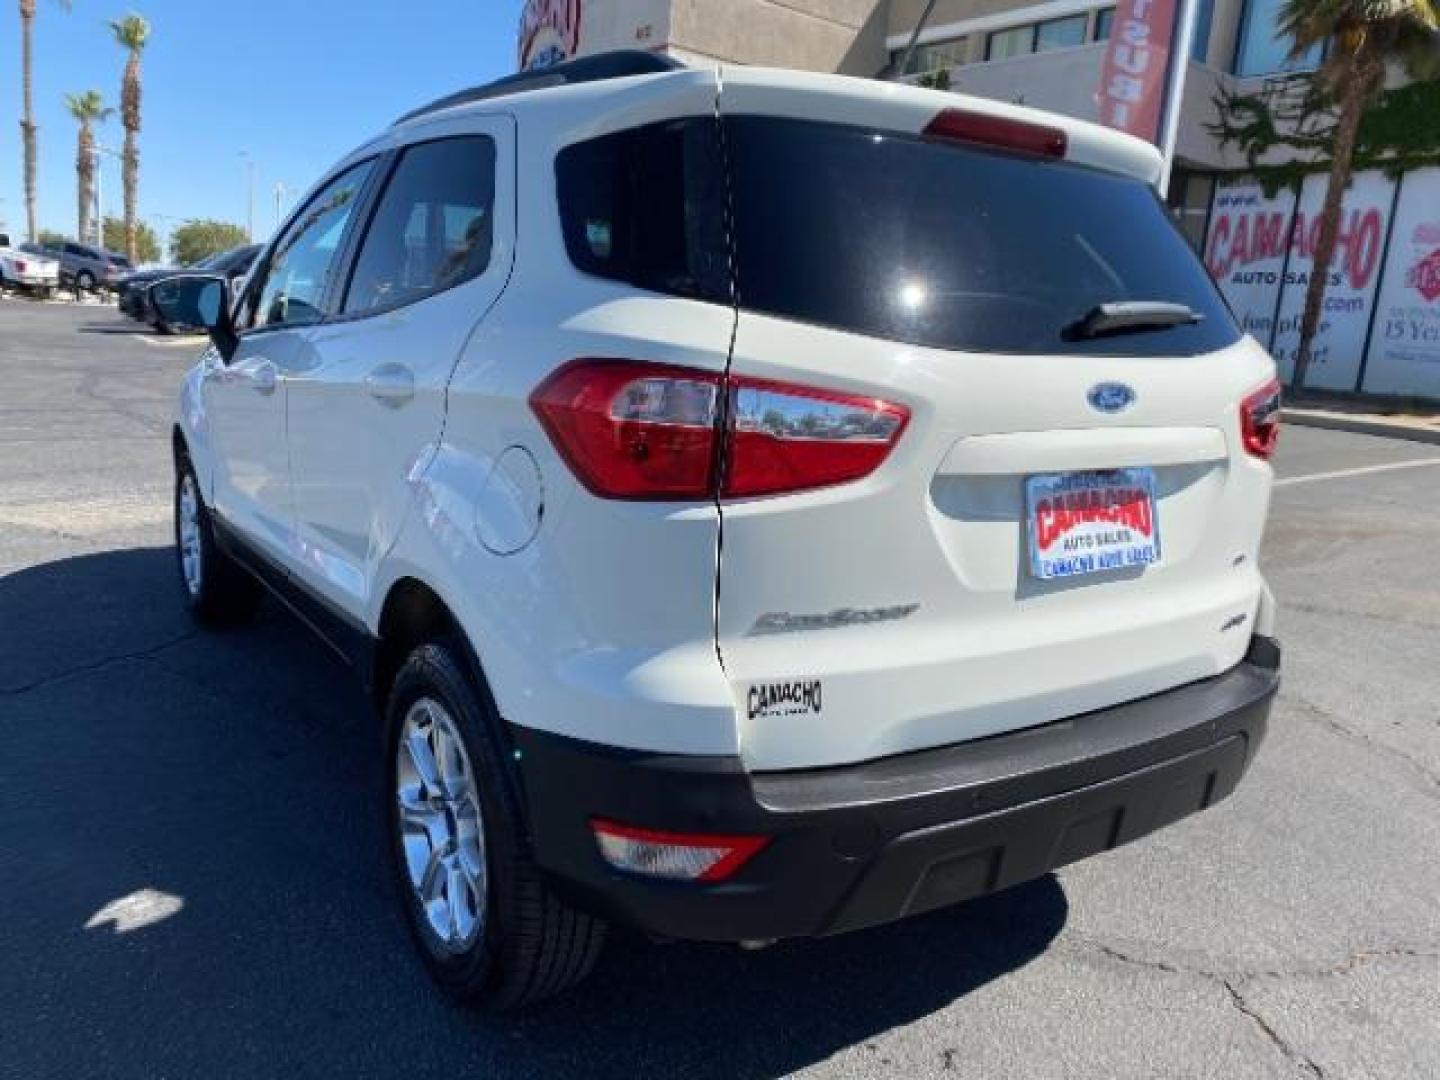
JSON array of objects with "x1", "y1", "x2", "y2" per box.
[
  {"x1": 1275, "y1": 458, "x2": 1440, "y2": 488},
  {"x1": 130, "y1": 333, "x2": 208, "y2": 348}
]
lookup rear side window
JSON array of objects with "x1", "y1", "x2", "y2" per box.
[
  {"x1": 343, "y1": 136, "x2": 496, "y2": 316},
  {"x1": 555, "y1": 117, "x2": 728, "y2": 304},
  {"x1": 725, "y1": 116, "x2": 1239, "y2": 356}
]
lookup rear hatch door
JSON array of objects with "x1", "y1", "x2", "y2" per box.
[{"x1": 714, "y1": 73, "x2": 1277, "y2": 771}]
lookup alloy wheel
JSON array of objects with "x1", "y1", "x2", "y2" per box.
[
  {"x1": 178, "y1": 474, "x2": 203, "y2": 597},
  {"x1": 395, "y1": 698, "x2": 488, "y2": 953}
]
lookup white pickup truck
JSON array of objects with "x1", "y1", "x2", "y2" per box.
[{"x1": 0, "y1": 233, "x2": 61, "y2": 297}]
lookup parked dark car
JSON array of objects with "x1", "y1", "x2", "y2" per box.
[
  {"x1": 140, "y1": 245, "x2": 261, "y2": 333},
  {"x1": 118, "y1": 245, "x2": 260, "y2": 328}
]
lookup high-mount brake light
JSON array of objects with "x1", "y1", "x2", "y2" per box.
[
  {"x1": 1240, "y1": 377, "x2": 1282, "y2": 460},
  {"x1": 922, "y1": 108, "x2": 1067, "y2": 159},
  {"x1": 590, "y1": 819, "x2": 769, "y2": 882},
  {"x1": 530, "y1": 361, "x2": 910, "y2": 501}
]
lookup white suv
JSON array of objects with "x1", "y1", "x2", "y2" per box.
[{"x1": 161, "y1": 52, "x2": 1282, "y2": 1009}]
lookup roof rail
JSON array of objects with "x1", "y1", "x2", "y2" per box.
[{"x1": 394, "y1": 50, "x2": 686, "y2": 125}]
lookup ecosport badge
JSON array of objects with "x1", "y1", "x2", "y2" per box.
[{"x1": 747, "y1": 604, "x2": 919, "y2": 637}]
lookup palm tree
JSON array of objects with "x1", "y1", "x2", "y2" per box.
[
  {"x1": 18, "y1": 0, "x2": 73, "y2": 243},
  {"x1": 109, "y1": 12, "x2": 150, "y2": 262},
  {"x1": 1281, "y1": 0, "x2": 1440, "y2": 392},
  {"x1": 65, "y1": 90, "x2": 112, "y2": 245}
]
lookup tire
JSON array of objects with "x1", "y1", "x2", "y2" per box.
[
  {"x1": 76, "y1": 269, "x2": 96, "y2": 292},
  {"x1": 386, "y1": 642, "x2": 606, "y2": 1010},
  {"x1": 174, "y1": 457, "x2": 263, "y2": 625}
]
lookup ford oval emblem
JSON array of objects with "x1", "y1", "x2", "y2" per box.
[{"x1": 1088, "y1": 382, "x2": 1136, "y2": 414}]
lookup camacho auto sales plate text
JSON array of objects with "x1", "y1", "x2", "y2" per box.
[{"x1": 1025, "y1": 468, "x2": 1161, "y2": 580}]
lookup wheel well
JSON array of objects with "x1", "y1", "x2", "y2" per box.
[{"x1": 373, "y1": 578, "x2": 462, "y2": 709}]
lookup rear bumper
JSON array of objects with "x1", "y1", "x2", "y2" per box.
[{"x1": 513, "y1": 636, "x2": 1279, "y2": 942}]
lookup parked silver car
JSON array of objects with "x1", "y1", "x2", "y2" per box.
[{"x1": 42, "y1": 241, "x2": 132, "y2": 291}]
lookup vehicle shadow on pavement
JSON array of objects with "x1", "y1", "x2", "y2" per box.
[{"x1": 0, "y1": 546, "x2": 1068, "y2": 1079}]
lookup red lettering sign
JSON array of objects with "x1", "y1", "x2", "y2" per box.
[
  {"x1": 1409, "y1": 247, "x2": 1440, "y2": 302},
  {"x1": 518, "y1": 0, "x2": 582, "y2": 70},
  {"x1": 1035, "y1": 488, "x2": 1154, "y2": 550},
  {"x1": 1095, "y1": 0, "x2": 1178, "y2": 143}
]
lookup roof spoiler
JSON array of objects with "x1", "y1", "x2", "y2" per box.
[{"x1": 394, "y1": 50, "x2": 686, "y2": 125}]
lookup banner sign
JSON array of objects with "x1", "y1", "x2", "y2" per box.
[
  {"x1": 1096, "y1": 0, "x2": 1180, "y2": 143},
  {"x1": 1269, "y1": 170, "x2": 1392, "y2": 390},
  {"x1": 1363, "y1": 167, "x2": 1440, "y2": 398},
  {"x1": 519, "y1": 0, "x2": 582, "y2": 70},
  {"x1": 1204, "y1": 177, "x2": 1297, "y2": 346}
]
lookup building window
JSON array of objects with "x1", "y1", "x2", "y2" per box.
[
  {"x1": 1036, "y1": 14, "x2": 1088, "y2": 51},
  {"x1": 895, "y1": 36, "x2": 968, "y2": 75},
  {"x1": 1093, "y1": 7, "x2": 1115, "y2": 40},
  {"x1": 986, "y1": 13, "x2": 1095, "y2": 61},
  {"x1": 1192, "y1": 0, "x2": 1214, "y2": 61},
  {"x1": 1234, "y1": 0, "x2": 1322, "y2": 75},
  {"x1": 986, "y1": 25, "x2": 1035, "y2": 61}
]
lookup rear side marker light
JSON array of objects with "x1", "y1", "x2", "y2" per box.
[
  {"x1": 530, "y1": 360, "x2": 909, "y2": 501},
  {"x1": 923, "y1": 108, "x2": 1067, "y2": 158},
  {"x1": 590, "y1": 819, "x2": 769, "y2": 882},
  {"x1": 1240, "y1": 378, "x2": 1282, "y2": 459}
]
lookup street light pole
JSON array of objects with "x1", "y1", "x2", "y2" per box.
[{"x1": 240, "y1": 152, "x2": 256, "y2": 241}]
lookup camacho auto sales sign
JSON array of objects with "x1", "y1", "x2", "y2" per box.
[
  {"x1": 519, "y1": 0, "x2": 582, "y2": 70},
  {"x1": 1362, "y1": 166, "x2": 1440, "y2": 398}
]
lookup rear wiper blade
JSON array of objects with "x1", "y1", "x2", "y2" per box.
[{"x1": 1064, "y1": 301, "x2": 1203, "y2": 341}]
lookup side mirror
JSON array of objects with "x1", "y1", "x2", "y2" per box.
[{"x1": 150, "y1": 274, "x2": 237, "y2": 359}]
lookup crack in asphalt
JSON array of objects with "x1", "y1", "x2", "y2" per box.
[
  {"x1": 1223, "y1": 981, "x2": 1325, "y2": 1079},
  {"x1": 0, "y1": 630, "x2": 197, "y2": 696},
  {"x1": 1083, "y1": 938, "x2": 1438, "y2": 1078},
  {"x1": 1287, "y1": 696, "x2": 1440, "y2": 798},
  {"x1": 1283, "y1": 597, "x2": 1440, "y2": 633},
  {"x1": 1083, "y1": 937, "x2": 1439, "y2": 984}
]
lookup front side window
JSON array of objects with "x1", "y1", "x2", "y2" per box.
[
  {"x1": 1093, "y1": 7, "x2": 1115, "y2": 40},
  {"x1": 1234, "y1": 0, "x2": 1322, "y2": 75},
  {"x1": 244, "y1": 160, "x2": 374, "y2": 332},
  {"x1": 343, "y1": 136, "x2": 496, "y2": 316}
]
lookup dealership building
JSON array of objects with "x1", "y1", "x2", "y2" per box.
[{"x1": 518, "y1": 0, "x2": 1440, "y2": 400}]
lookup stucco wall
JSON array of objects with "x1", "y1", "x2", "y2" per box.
[{"x1": 668, "y1": 0, "x2": 888, "y2": 73}]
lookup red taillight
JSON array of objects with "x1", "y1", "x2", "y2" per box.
[
  {"x1": 530, "y1": 360, "x2": 909, "y2": 501},
  {"x1": 13, "y1": 259, "x2": 27, "y2": 274},
  {"x1": 724, "y1": 378, "x2": 909, "y2": 498},
  {"x1": 1240, "y1": 378, "x2": 1282, "y2": 459},
  {"x1": 530, "y1": 360, "x2": 722, "y2": 500},
  {"x1": 922, "y1": 108, "x2": 1067, "y2": 158},
  {"x1": 590, "y1": 819, "x2": 769, "y2": 882}
]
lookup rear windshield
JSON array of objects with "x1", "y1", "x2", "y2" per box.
[{"x1": 555, "y1": 116, "x2": 1239, "y2": 357}]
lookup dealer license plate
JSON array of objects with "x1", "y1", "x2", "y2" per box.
[{"x1": 1025, "y1": 468, "x2": 1161, "y2": 580}]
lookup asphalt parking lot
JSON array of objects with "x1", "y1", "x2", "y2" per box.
[{"x1": 2, "y1": 299, "x2": 1438, "y2": 1079}]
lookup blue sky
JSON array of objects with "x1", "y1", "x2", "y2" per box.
[{"x1": 2, "y1": 0, "x2": 525, "y2": 246}]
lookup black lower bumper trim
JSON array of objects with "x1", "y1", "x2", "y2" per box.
[{"x1": 512, "y1": 639, "x2": 1279, "y2": 942}]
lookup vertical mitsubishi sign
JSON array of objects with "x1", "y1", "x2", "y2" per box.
[{"x1": 1096, "y1": 0, "x2": 1181, "y2": 143}]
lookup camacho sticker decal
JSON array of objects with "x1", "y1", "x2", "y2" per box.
[{"x1": 747, "y1": 680, "x2": 823, "y2": 720}]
